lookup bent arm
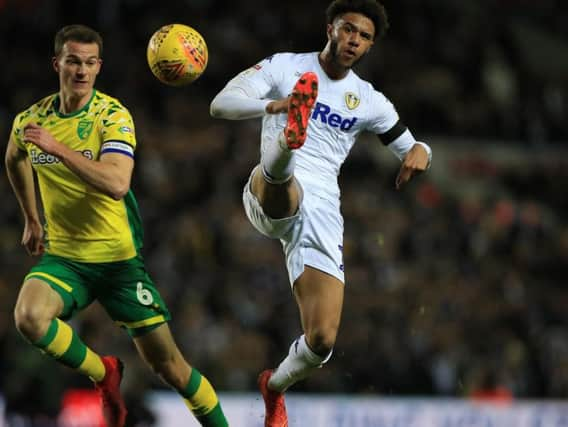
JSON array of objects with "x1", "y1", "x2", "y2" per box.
[
  {"x1": 23, "y1": 123, "x2": 133, "y2": 200},
  {"x1": 210, "y1": 57, "x2": 279, "y2": 120},
  {"x1": 387, "y1": 129, "x2": 432, "y2": 168},
  {"x1": 55, "y1": 146, "x2": 133, "y2": 201},
  {"x1": 385, "y1": 129, "x2": 432, "y2": 190}
]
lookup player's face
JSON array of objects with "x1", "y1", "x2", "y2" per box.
[
  {"x1": 53, "y1": 41, "x2": 102, "y2": 99},
  {"x1": 328, "y1": 13, "x2": 375, "y2": 68}
]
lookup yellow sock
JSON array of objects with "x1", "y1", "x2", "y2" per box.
[
  {"x1": 181, "y1": 368, "x2": 228, "y2": 426},
  {"x1": 34, "y1": 318, "x2": 105, "y2": 382}
]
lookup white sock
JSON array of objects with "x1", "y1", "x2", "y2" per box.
[
  {"x1": 268, "y1": 335, "x2": 332, "y2": 392},
  {"x1": 261, "y1": 132, "x2": 295, "y2": 184}
]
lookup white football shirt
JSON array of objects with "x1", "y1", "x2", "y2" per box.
[{"x1": 215, "y1": 52, "x2": 410, "y2": 199}]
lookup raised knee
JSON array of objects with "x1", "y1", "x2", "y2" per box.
[
  {"x1": 305, "y1": 326, "x2": 338, "y2": 357},
  {"x1": 14, "y1": 302, "x2": 52, "y2": 342}
]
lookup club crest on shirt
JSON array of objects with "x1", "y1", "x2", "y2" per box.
[
  {"x1": 77, "y1": 119, "x2": 94, "y2": 140},
  {"x1": 345, "y1": 92, "x2": 360, "y2": 110}
]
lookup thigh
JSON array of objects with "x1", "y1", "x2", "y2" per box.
[
  {"x1": 16, "y1": 279, "x2": 65, "y2": 321},
  {"x1": 293, "y1": 266, "x2": 344, "y2": 334},
  {"x1": 283, "y1": 191, "x2": 345, "y2": 286},
  {"x1": 250, "y1": 166, "x2": 302, "y2": 219},
  {"x1": 242, "y1": 165, "x2": 303, "y2": 239},
  {"x1": 25, "y1": 254, "x2": 96, "y2": 320},
  {"x1": 95, "y1": 255, "x2": 171, "y2": 337}
]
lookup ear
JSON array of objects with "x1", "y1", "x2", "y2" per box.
[
  {"x1": 52, "y1": 56, "x2": 59, "y2": 73},
  {"x1": 95, "y1": 59, "x2": 103, "y2": 75},
  {"x1": 326, "y1": 23, "x2": 334, "y2": 40}
]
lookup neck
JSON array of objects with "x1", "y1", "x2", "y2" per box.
[
  {"x1": 318, "y1": 46, "x2": 349, "y2": 80},
  {"x1": 58, "y1": 89, "x2": 92, "y2": 114}
]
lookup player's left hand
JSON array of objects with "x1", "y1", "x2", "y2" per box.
[
  {"x1": 23, "y1": 123, "x2": 62, "y2": 157},
  {"x1": 22, "y1": 217, "x2": 44, "y2": 256},
  {"x1": 396, "y1": 143, "x2": 429, "y2": 190}
]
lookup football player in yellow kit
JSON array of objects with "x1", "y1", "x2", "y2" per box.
[{"x1": 5, "y1": 24, "x2": 227, "y2": 427}]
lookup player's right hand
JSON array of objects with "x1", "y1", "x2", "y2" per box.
[
  {"x1": 23, "y1": 123, "x2": 63, "y2": 158},
  {"x1": 266, "y1": 97, "x2": 290, "y2": 114},
  {"x1": 22, "y1": 219, "x2": 44, "y2": 256}
]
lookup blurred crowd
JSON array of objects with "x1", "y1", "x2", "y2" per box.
[{"x1": 1, "y1": 0, "x2": 568, "y2": 424}]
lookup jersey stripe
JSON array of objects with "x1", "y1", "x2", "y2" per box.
[
  {"x1": 25, "y1": 272, "x2": 73, "y2": 292},
  {"x1": 114, "y1": 314, "x2": 166, "y2": 329}
]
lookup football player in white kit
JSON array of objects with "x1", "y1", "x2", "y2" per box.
[{"x1": 210, "y1": 1, "x2": 432, "y2": 425}]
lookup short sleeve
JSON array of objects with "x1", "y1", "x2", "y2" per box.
[
  {"x1": 10, "y1": 111, "x2": 31, "y2": 151},
  {"x1": 100, "y1": 103, "x2": 136, "y2": 158}
]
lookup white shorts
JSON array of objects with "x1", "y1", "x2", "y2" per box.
[{"x1": 242, "y1": 167, "x2": 345, "y2": 286}]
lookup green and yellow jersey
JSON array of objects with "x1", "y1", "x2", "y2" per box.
[{"x1": 10, "y1": 89, "x2": 144, "y2": 263}]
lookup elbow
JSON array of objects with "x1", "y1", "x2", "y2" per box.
[
  {"x1": 209, "y1": 98, "x2": 225, "y2": 119},
  {"x1": 110, "y1": 189, "x2": 128, "y2": 201},
  {"x1": 110, "y1": 192, "x2": 126, "y2": 201},
  {"x1": 108, "y1": 182, "x2": 130, "y2": 201},
  {"x1": 210, "y1": 92, "x2": 237, "y2": 119}
]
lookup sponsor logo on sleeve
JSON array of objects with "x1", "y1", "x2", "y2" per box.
[{"x1": 118, "y1": 126, "x2": 133, "y2": 134}]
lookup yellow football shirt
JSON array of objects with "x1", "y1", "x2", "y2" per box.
[{"x1": 11, "y1": 89, "x2": 144, "y2": 262}]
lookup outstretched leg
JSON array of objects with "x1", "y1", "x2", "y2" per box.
[
  {"x1": 284, "y1": 71, "x2": 318, "y2": 150},
  {"x1": 134, "y1": 323, "x2": 228, "y2": 427},
  {"x1": 252, "y1": 72, "x2": 319, "y2": 219}
]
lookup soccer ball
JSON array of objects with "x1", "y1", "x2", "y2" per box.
[{"x1": 147, "y1": 23, "x2": 208, "y2": 86}]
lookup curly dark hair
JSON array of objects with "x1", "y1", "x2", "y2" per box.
[
  {"x1": 326, "y1": 0, "x2": 389, "y2": 40},
  {"x1": 54, "y1": 24, "x2": 103, "y2": 57}
]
